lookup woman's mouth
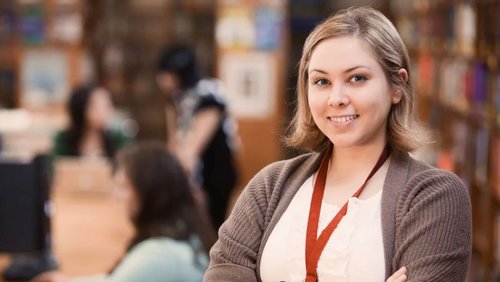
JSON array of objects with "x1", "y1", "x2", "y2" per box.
[{"x1": 328, "y1": 114, "x2": 359, "y2": 124}]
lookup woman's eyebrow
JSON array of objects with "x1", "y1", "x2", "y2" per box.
[
  {"x1": 309, "y1": 65, "x2": 371, "y2": 75},
  {"x1": 343, "y1": 65, "x2": 370, "y2": 73},
  {"x1": 309, "y1": 69, "x2": 327, "y2": 74}
]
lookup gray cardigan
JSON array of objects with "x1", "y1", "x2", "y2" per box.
[{"x1": 205, "y1": 150, "x2": 472, "y2": 282}]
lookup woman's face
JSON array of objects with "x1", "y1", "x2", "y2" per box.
[
  {"x1": 307, "y1": 36, "x2": 401, "y2": 149},
  {"x1": 86, "y1": 88, "x2": 113, "y2": 130},
  {"x1": 156, "y1": 71, "x2": 181, "y2": 95},
  {"x1": 114, "y1": 167, "x2": 139, "y2": 220}
]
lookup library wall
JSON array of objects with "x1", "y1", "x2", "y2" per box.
[
  {"x1": 215, "y1": 0, "x2": 288, "y2": 195},
  {"x1": 393, "y1": 0, "x2": 500, "y2": 280}
]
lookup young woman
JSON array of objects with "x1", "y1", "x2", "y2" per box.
[
  {"x1": 34, "y1": 142, "x2": 216, "y2": 282},
  {"x1": 156, "y1": 45, "x2": 239, "y2": 229},
  {"x1": 52, "y1": 84, "x2": 130, "y2": 159},
  {"x1": 205, "y1": 6, "x2": 471, "y2": 282}
]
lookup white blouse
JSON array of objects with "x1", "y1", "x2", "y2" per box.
[{"x1": 260, "y1": 174, "x2": 385, "y2": 282}]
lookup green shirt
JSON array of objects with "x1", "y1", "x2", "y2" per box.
[
  {"x1": 73, "y1": 237, "x2": 208, "y2": 282},
  {"x1": 52, "y1": 129, "x2": 131, "y2": 159}
]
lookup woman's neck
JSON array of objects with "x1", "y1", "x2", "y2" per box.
[
  {"x1": 328, "y1": 141, "x2": 388, "y2": 182},
  {"x1": 321, "y1": 140, "x2": 390, "y2": 205}
]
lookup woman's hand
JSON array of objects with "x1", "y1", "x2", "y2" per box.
[
  {"x1": 386, "y1": 266, "x2": 407, "y2": 282},
  {"x1": 31, "y1": 271, "x2": 69, "y2": 282}
]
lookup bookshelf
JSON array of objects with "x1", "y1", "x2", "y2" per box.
[
  {"x1": 393, "y1": 0, "x2": 499, "y2": 280},
  {"x1": 0, "y1": 0, "x2": 84, "y2": 108},
  {"x1": 85, "y1": 0, "x2": 216, "y2": 142},
  {"x1": 0, "y1": 0, "x2": 85, "y2": 155}
]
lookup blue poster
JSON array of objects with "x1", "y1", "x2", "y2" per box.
[
  {"x1": 20, "y1": 4, "x2": 45, "y2": 45},
  {"x1": 254, "y1": 7, "x2": 284, "y2": 51}
]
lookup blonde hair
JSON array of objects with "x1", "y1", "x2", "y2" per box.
[{"x1": 285, "y1": 6, "x2": 427, "y2": 153}]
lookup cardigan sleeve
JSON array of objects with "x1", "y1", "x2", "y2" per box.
[
  {"x1": 204, "y1": 164, "x2": 278, "y2": 282},
  {"x1": 393, "y1": 169, "x2": 472, "y2": 282}
]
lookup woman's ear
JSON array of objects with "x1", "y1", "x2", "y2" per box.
[
  {"x1": 398, "y1": 68, "x2": 409, "y2": 82},
  {"x1": 392, "y1": 68, "x2": 408, "y2": 104}
]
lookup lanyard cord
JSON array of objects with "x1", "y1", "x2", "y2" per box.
[{"x1": 305, "y1": 144, "x2": 391, "y2": 282}]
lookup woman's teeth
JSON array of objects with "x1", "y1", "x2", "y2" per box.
[{"x1": 330, "y1": 115, "x2": 358, "y2": 123}]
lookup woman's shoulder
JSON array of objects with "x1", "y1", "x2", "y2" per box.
[
  {"x1": 192, "y1": 79, "x2": 226, "y2": 111},
  {"x1": 238, "y1": 151, "x2": 323, "y2": 208},
  {"x1": 129, "y1": 237, "x2": 193, "y2": 255},
  {"x1": 251, "y1": 151, "x2": 321, "y2": 185},
  {"x1": 132, "y1": 237, "x2": 207, "y2": 262},
  {"x1": 401, "y1": 154, "x2": 469, "y2": 202}
]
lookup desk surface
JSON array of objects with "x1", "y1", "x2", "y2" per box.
[
  {"x1": 0, "y1": 185, "x2": 133, "y2": 281},
  {"x1": 51, "y1": 188, "x2": 133, "y2": 276}
]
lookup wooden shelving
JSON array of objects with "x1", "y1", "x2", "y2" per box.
[
  {"x1": 393, "y1": 0, "x2": 500, "y2": 280},
  {"x1": 86, "y1": 0, "x2": 216, "y2": 142},
  {"x1": 0, "y1": 0, "x2": 85, "y2": 110}
]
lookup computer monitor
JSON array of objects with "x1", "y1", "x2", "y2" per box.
[{"x1": 0, "y1": 154, "x2": 58, "y2": 280}]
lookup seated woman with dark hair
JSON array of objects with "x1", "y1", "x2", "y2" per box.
[
  {"x1": 33, "y1": 142, "x2": 216, "y2": 282},
  {"x1": 53, "y1": 84, "x2": 131, "y2": 159}
]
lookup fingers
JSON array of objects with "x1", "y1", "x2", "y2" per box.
[{"x1": 386, "y1": 266, "x2": 407, "y2": 282}]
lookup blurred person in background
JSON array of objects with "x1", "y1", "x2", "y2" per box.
[
  {"x1": 205, "y1": 6, "x2": 471, "y2": 282},
  {"x1": 156, "y1": 44, "x2": 239, "y2": 230},
  {"x1": 52, "y1": 84, "x2": 131, "y2": 159},
  {"x1": 32, "y1": 142, "x2": 216, "y2": 282}
]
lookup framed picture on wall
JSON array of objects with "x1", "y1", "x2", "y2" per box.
[
  {"x1": 20, "y1": 49, "x2": 69, "y2": 107},
  {"x1": 219, "y1": 52, "x2": 275, "y2": 119}
]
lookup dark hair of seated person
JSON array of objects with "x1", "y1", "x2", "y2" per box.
[
  {"x1": 62, "y1": 84, "x2": 119, "y2": 158},
  {"x1": 112, "y1": 142, "x2": 216, "y2": 271}
]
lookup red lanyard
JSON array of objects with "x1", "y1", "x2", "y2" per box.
[{"x1": 305, "y1": 144, "x2": 391, "y2": 282}]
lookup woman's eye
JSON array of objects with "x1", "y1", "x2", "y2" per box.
[
  {"x1": 349, "y1": 75, "x2": 367, "y2": 83},
  {"x1": 313, "y1": 78, "x2": 329, "y2": 86}
]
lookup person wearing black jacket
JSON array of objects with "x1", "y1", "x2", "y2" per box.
[{"x1": 156, "y1": 45, "x2": 239, "y2": 230}]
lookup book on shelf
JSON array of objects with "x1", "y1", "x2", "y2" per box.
[
  {"x1": 417, "y1": 52, "x2": 435, "y2": 97},
  {"x1": 452, "y1": 119, "x2": 468, "y2": 169},
  {"x1": 477, "y1": 1, "x2": 497, "y2": 57},
  {"x1": 19, "y1": 3, "x2": 45, "y2": 45},
  {"x1": 494, "y1": 135, "x2": 500, "y2": 201},
  {"x1": 496, "y1": 211, "x2": 500, "y2": 275},
  {"x1": 497, "y1": 1, "x2": 500, "y2": 56},
  {"x1": 475, "y1": 127, "x2": 490, "y2": 186},
  {"x1": 473, "y1": 187, "x2": 494, "y2": 252},
  {"x1": 443, "y1": 4, "x2": 455, "y2": 52},
  {"x1": 428, "y1": 99, "x2": 442, "y2": 131},
  {"x1": 0, "y1": 5, "x2": 15, "y2": 44},
  {"x1": 0, "y1": 67, "x2": 16, "y2": 108},
  {"x1": 455, "y1": 3, "x2": 476, "y2": 57},
  {"x1": 496, "y1": 70, "x2": 500, "y2": 127},
  {"x1": 436, "y1": 149, "x2": 455, "y2": 172},
  {"x1": 439, "y1": 58, "x2": 470, "y2": 114},
  {"x1": 472, "y1": 63, "x2": 487, "y2": 114}
]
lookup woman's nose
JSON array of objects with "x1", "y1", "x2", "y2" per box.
[{"x1": 327, "y1": 84, "x2": 349, "y2": 107}]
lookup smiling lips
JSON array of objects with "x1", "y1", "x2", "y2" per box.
[{"x1": 328, "y1": 114, "x2": 359, "y2": 124}]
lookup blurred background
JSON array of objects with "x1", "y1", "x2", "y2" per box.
[{"x1": 0, "y1": 0, "x2": 498, "y2": 281}]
